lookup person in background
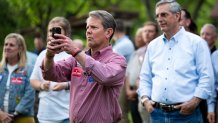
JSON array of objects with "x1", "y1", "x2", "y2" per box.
[
  {"x1": 179, "y1": 8, "x2": 198, "y2": 34},
  {"x1": 26, "y1": 51, "x2": 37, "y2": 67},
  {"x1": 30, "y1": 17, "x2": 71, "y2": 123},
  {"x1": 112, "y1": 19, "x2": 134, "y2": 123},
  {"x1": 137, "y1": 21, "x2": 159, "y2": 123},
  {"x1": 113, "y1": 19, "x2": 135, "y2": 62},
  {"x1": 125, "y1": 27, "x2": 144, "y2": 123},
  {"x1": 33, "y1": 34, "x2": 45, "y2": 55},
  {"x1": 206, "y1": 24, "x2": 218, "y2": 123},
  {"x1": 208, "y1": 51, "x2": 218, "y2": 123},
  {"x1": 0, "y1": 33, "x2": 35, "y2": 123},
  {"x1": 73, "y1": 39, "x2": 84, "y2": 50},
  {"x1": 126, "y1": 21, "x2": 159, "y2": 123},
  {"x1": 198, "y1": 23, "x2": 218, "y2": 123},
  {"x1": 200, "y1": 23, "x2": 217, "y2": 54},
  {"x1": 25, "y1": 51, "x2": 37, "y2": 123},
  {"x1": 42, "y1": 10, "x2": 126, "y2": 123},
  {"x1": 138, "y1": 0, "x2": 213, "y2": 123},
  {"x1": 134, "y1": 27, "x2": 146, "y2": 49}
]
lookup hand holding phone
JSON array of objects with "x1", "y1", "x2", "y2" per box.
[{"x1": 52, "y1": 27, "x2": 61, "y2": 39}]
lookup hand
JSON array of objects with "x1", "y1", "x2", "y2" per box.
[
  {"x1": 40, "y1": 81, "x2": 50, "y2": 91},
  {"x1": 48, "y1": 34, "x2": 82, "y2": 55},
  {"x1": 46, "y1": 36, "x2": 63, "y2": 58},
  {"x1": 126, "y1": 89, "x2": 137, "y2": 101},
  {"x1": 207, "y1": 112, "x2": 215, "y2": 123},
  {"x1": 174, "y1": 97, "x2": 201, "y2": 115},
  {"x1": 143, "y1": 100, "x2": 155, "y2": 113},
  {"x1": 0, "y1": 110, "x2": 13, "y2": 123},
  {"x1": 52, "y1": 82, "x2": 68, "y2": 91}
]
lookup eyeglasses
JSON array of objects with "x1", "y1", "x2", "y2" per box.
[
  {"x1": 156, "y1": 12, "x2": 169, "y2": 19},
  {"x1": 155, "y1": 11, "x2": 180, "y2": 20}
]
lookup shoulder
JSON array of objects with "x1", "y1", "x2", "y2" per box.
[
  {"x1": 136, "y1": 46, "x2": 146, "y2": 54},
  {"x1": 27, "y1": 51, "x2": 37, "y2": 59},
  {"x1": 110, "y1": 51, "x2": 127, "y2": 64},
  {"x1": 111, "y1": 50, "x2": 126, "y2": 59},
  {"x1": 16, "y1": 64, "x2": 33, "y2": 77},
  {"x1": 182, "y1": 31, "x2": 205, "y2": 44},
  {"x1": 212, "y1": 50, "x2": 218, "y2": 57},
  {"x1": 56, "y1": 51, "x2": 71, "y2": 58},
  {"x1": 212, "y1": 50, "x2": 218, "y2": 61},
  {"x1": 147, "y1": 36, "x2": 163, "y2": 49},
  {"x1": 123, "y1": 36, "x2": 134, "y2": 47}
]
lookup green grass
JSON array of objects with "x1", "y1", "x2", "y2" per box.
[{"x1": 128, "y1": 111, "x2": 133, "y2": 123}]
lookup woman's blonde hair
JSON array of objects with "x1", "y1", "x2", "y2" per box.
[{"x1": 0, "y1": 33, "x2": 27, "y2": 70}]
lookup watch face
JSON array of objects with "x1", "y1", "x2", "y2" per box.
[
  {"x1": 141, "y1": 98, "x2": 146, "y2": 103},
  {"x1": 141, "y1": 97, "x2": 149, "y2": 104}
]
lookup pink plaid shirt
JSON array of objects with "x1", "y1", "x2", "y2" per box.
[{"x1": 42, "y1": 46, "x2": 127, "y2": 123}]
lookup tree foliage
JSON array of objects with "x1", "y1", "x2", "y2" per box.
[{"x1": 0, "y1": 0, "x2": 217, "y2": 56}]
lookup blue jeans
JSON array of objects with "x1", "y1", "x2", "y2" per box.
[
  {"x1": 61, "y1": 119, "x2": 70, "y2": 123},
  {"x1": 150, "y1": 107, "x2": 203, "y2": 123}
]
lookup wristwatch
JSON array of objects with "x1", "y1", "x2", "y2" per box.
[
  {"x1": 141, "y1": 96, "x2": 149, "y2": 106},
  {"x1": 13, "y1": 111, "x2": 19, "y2": 116}
]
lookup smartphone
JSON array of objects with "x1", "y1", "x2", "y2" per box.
[{"x1": 52, "y1": 27, "x2": 61, "y2": 39}]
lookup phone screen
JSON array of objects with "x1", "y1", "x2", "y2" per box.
[{"x1": 52, "y1": 27, "x2": 61, "y2": 39}]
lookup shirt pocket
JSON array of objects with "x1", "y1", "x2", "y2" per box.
[{"x1": 173, "y1": 53, "x2": 196, "y2": 75}]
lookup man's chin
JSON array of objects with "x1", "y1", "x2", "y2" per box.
[
  {"x1": 160, "y1": 28, "x2": 167, "y2": 32},
  {"x1": 88, "y1": 43, "x2": 94, "y2": 48}
]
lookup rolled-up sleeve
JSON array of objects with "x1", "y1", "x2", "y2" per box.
[
  {"x1": 137, "y1": 48, "x2": 152, "y2": 98},
  {"x1": 42, "y1": 57, "x2": 76, "y2": 82},
  {"x1": 207, "y1": 51, "x2": 218, "y2": 112},
  {"x1": 194, "y1": 40, "x2": 214, "y2": 100}
]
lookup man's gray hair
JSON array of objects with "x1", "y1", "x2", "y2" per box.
[
  {"x1": 156, "y1": 0, "x2": 181, "y2": 13},
  {"x1": 88, "y1": 10, "x2": 116, "y2": 41},
  {"x1": 202, "y1": 23, "x2": 217, "y2": 34}
]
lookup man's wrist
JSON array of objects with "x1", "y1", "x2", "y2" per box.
[
  {"x1": 40, "y1": 83, "x2": 45, "y2": 91},
  {"x1": 141, "y1": 96, "x2": 149, "y2": 106},
  {"x1": 46, "y1": 51, "x2": 54, "y2": 59},
  {"x1": 13, "y1": 111, "x2": 19, "y2": 116},
  {"x1": 65, "y1": 82, "x2": 70, "y2": 90},
  {"x1": 72, "y1": 48, "x2": 82, "y2": 57},
  {"x1": 192, "y1": 97, "x2": 201, "y2": 106}
]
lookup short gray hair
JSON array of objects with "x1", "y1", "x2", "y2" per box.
[
  {"x1": 156, "y1": 0, "x2": 181, "y2": 13},
  {"x1": 202, "y1": 23, "x2": 217, "y2": 34},
  {"x1": 88, "y1": 10, "x2": 116, "y2": 41}
]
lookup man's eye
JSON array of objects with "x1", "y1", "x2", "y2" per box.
[
  {"x1": 156, "y1": 13, "x2": 168, "y2": 19},
  {"x1": 161, "y1": 13, "x2": 167, "y2": 17}
]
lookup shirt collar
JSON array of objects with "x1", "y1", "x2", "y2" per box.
[
  {"x1": 85, "y1": 45, "x2": 113, "y2": 57},
  {"x1": 162, "y1": 26, "x2": 185, "y2": 43}
]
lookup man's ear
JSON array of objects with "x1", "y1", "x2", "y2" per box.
[
  {"x1": 176, "y1": 12, "x2": 181, "y2": 22},
  {"x1": 105, "y1": 28, "x2": 113, "y2": 39}
]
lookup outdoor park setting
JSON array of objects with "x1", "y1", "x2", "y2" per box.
[{"x1": 0, "y1": 0, "x2": 217, "y2": 55}]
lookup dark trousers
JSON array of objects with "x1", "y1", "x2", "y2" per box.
[
  {"x1": 128, "y1": 98, "x2": 142, "y2": 123},
  {"x1": 199, "y1": 100, "x2": 209, "y2": 123}
]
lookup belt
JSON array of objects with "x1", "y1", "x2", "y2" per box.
[{"x1": 154, "y1": 102, "x2": 181, "y2": 112}]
